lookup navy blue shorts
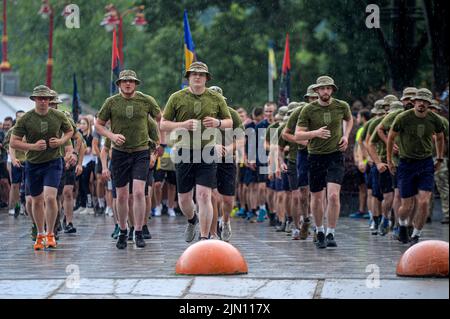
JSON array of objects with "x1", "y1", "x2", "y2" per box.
[
  {"x1": 296, "y1": 149, "x2": 309, "y2": 187},
  {"x1": 379, "y1": 169, "x2": 394, "y2": 194},
  {"x1": 365, "y1": 164, "x2": 372, "y2": 189},
  {"x1": 25, "y1": 158, "x2": 63, "y2": 197},
  {"x1": 243, "y1": 167, "x2": 257, "y2": 185},
  {"x1": 11, "y1": 165, "x2": 24, "y2": 184},
  {"x1": 398, "y1": 157, "x2": 434, "y2": 198},
  {"x1": 274, "y1": 177, "x2": 284, "y2": 192},
  {"x1": 370, "y1": 165, "x2": 383, "y2": 201},
  {"x1": 287, "y1": 160, "x2": 299, "y2": 190},
  {"x1": 282, "y1": 172, "x2": 291, "y2": 191},
  {"x1": 391, "y1": 173, "x2": 398, "y2": 189}
]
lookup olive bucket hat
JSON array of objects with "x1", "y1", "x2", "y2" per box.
[
  {"x1": 29, "y1": 85, "x2": 54, "y2": 101},
  {"x1": 313, "y1": 75, "x2": 338, "y2": 92},
  {"x1": 304, "y1": 84, "x2": 319, "y2": 99},
  {"x1": 115, "y1": 69, "x2": 141, "y2": 86},
  {"x1": 184, "y1": 62, "x2": 212, "y2": 81},
  {"x1": 411, "y1": 88, "x2": 434, "y2": 104}
]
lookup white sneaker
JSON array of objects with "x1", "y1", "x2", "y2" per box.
[
  {"x1": 8, "y1": 209, "x2": 14, "y2": 216},
  {"x1": 370, "y1": 220, "x2": 376, "y2": 231},
  {"x1": 87, "y1": 208, "x2": 95, "y2": 215},
  {"x1": 168, "y1": 208, "x2": 176, "y2": 217},
  {"x1": 292, "y1": 228, "x2": 301, "y2": 240},
  {"x1": 154, "y1": 205, "x2": 162, "y2": 217},
  {"x1": 222, "y1": 221, "x2": 232, "y2": 242},
  {"x1": 79, "y1": 207, "x2": 89, "y2": 215},
  {"x1": 105, "y1": 207, "x2": 113, "y2": 217}
]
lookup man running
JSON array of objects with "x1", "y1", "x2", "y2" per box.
[
  {"x1": 295, "y1": 76, "x2": 353, "y2": 249},
  {"x1": 387, "y1": 88, "x2": 445, "y2": 245},
  {"x1": 10, "y1": 85, "x2": 74, "y2": 250},
  {"x1": 160, "y1": 62, "x2": 232, "y2": 241},
  {"x1": 95, "y1": 70, "x2": 161, "y2": 249}
]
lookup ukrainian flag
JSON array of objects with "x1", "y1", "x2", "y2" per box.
[{"x1": 184, "y1": 10, "x2": 196, "y2": 71}]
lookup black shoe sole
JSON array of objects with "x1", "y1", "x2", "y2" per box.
[{"x1": 316, "y1": 242, "x2": 327, "y2": 249}]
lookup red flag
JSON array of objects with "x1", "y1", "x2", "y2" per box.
[
  {"x1": 111, "y1": 28, "x2": 121, "y2": 95},
  {"x1": 278, "y1": 33, "x2": 291, "y2": 106},
  {"x1": 282, "y1": 33, "x2": 291, "y2": 74}
]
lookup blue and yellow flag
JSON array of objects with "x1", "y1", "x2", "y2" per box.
[
  {"x1": 268, "y1": 40, "x2": 277, "y2": 81},
  {"x1": 184, "y1": 10, "x2": 196, "y2": 74}
]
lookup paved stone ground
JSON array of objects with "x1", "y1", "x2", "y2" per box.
[{"x1": 0, "y1": 209, "x2": 448, "y2": 299}]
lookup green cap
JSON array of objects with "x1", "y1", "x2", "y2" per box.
[
  {"x1": 313, "y1": 75, "x2": 338, "y2": 91},
  {"x1": 115, "y1": 69, "x2": 141, "y2": 86},
  {"x1": 29, "y1": 85, "x2": 54, "y2": 101},
  {"x1": 277, "y1": 106, "x2": 289, "y2": 117},
  {"x1": 209, "y1": 86, "x2": 227, "y2": 100},
  {"x1": 383, "y1": 94, "x2": 399, "y2": 107},
  {"x1": 184, "y1": 62, "x2": 212, "y2": 81},
  {"x1": 371, "y1": 99, "x2": 386, "y2": 115},
  {"x1": 400, "y1": 87, "x2": 418, "y2": 101},
  {"x1": 411, "y1": 88, "x2": 433, "y2": 104},
  {"x1": 430, "y1": 99, "x2": 441, "y2": 110},
  {"x1": 388, "y1": 101, "x2": 404, "y2": 113},
  {"x1": 304, "y1": 84, "x2": 319, "y2": 98}
]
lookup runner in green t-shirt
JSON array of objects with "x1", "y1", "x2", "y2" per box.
[
  {"x1": 387, "y1": 88, "x2": 445, "y2": 245},
  {"x1": 95, "y1": 69, "x2": 161, "y2": 249},
  {"x1": 160, "y1": 62, "x2": 232, "y2": 242},
  {"x1": 10, "y1": 85, "x2": 74, "y2": 251},
  {"x1": 295, "y1": 76, "x2": 353, "y2": 249}
]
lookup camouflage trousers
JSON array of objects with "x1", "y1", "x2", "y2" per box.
[{"x1": 429, "y1": 158, "x2": 449, "y2": 218}]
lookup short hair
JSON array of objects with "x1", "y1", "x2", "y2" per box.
[
  {"x1": 252, "y1": 107, "x2": 264, "y2": 118},
  {"x1": 358, "y1": 109, "x2": 372, "y2": 122},
  {"x1": 236, "y1": 107, "x2": 247, "y2": 114},
  {"x1": 264, "y1": 101, "x2": 277, "y2": 112},
  {"x1": 15, "y1": 110, "x2": 25, "y2": 116},
  {"x1": 3, "y1": 116, "x2": 13, "y2": 123}
]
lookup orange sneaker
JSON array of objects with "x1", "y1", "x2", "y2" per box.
[
  {"x1": 34, "y1": 234, "x2": 46, "y2": 250},
  {"x1": 46, "y1": 233, "x2": 57, "y2": 248}
]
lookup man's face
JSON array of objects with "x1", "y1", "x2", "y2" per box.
[
  {"x1": 254, "y1": 114, "x2": 264, "y2": 123},
  {"x1": 2, "y1": 120, "x2": 12, "y2": 131},
  {"x1": 356, "y1": 113, "x2": 363, "y2": 125},
  {"x1": 238, "y1": 110, "x2": 248, "y2": 123},
  {"x1": 189, "y1": 72, "x2": 207, "y2": 88},
  {"x1": 316, "y1": 86, "x2": 333, "y2": 102},
  {"x1": 34, "y1": 96, "x2": 51, "y2": 108},
  {"x1": 414, "y1": 99, "x2": 429, "y2": 114},
  {"x1": 307, "y1": 96, "x2": 318, "y2": 103},
  {"x1": 264, "y1": 105, "x2": 275, "y2": 121},
  {"x1": 119, "y1": 80, "x2": 137, "y2": 95}
]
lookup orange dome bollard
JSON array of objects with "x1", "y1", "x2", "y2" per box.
[
  {"x1": 176, "y1": 240, "x2": 248, "y2": 275},
  {"x1": 396, "y1": 240, "x2": 449, "y2": 277}
]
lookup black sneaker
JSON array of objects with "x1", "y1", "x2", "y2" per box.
[
  {"x1": 128, "y1": 227, "x2": 134, "y2": 242},
  {"x1": 14, "y1": 205, "x2": 20, "y2": 218},
  {"x1": 326, "y1": 233, "x2": 337, "y2": 247},
  {"x1": 409, "y1": 235, "x2": 420, "y2": 246},
  {"x1": 316, "y1": 232, "x2": 327, "y2": 249},
  {"x1": 134, "y1": 232, "x2": 146, "y2": 248},
  {"x1": 269, "y1": 213, "x2": 277, "y2": 226},
  {"x1": 276, "y1": 222, "x2": 286, "y2": 232},
  {"x1": 407, "y1": 226, "x2": 414, "y2": 238},
  {"x1": 398, "y1": 226, "x2": 410, "y2": 244},
  {"x1": 116, "y1": 234, "x2": 128, "y2": 249},
  {"x1": 142, "y1": 225, "x2": 152, "y2": 239},
  {"x1": 64, "y1": 223, "x2": 77, "y2": 234},
  {"x1": 63, "y1": 216, "x2": 67, "y2": 230}
]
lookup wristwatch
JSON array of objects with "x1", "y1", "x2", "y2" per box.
[{"x1": 436, "y1": 158, "x2": 444, "y2": 162}]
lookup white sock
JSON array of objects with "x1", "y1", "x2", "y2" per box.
[
  {"x1": 259, "y1": 204, "x2": 266, "y2": 211},
  {"x1": 398, "y1": 218, "x2": 407, "y2": 226},
  {"x1": 99, "y1": 198, "x2": 105, "y2": 208},
  {"x1": 317, "y1": 225, "x2": 325, "y2": 233},
  {"x1": 326, "y1": 228, "x2": 335, "y2": 236},
  {"x1": 412, "y1": 228, "x2": 422, "y2": 237}
]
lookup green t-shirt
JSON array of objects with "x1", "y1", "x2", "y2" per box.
[
  {"x1": 12, "y1": 108, "x2": 73, "y2": 164},
  {"x1": 369, "y1": 118, "x2": 387, "y2": 161},
  {"x1": 286, "y1": 106, "x2": 306, "y2": 150},
  {"x1": 278, "y1": 122, "x2": 297, "y2": 162},
  {"x1": 297, "y1": 98, "x2": 352, "y2": 155},
  {"x1": 4, "y1": 128, "x2": 27, "y2": 162},
  {"x1": 163, "y1": 87, "x2": 231, "y2": 149},
  {"x1": 360, "y1": 117, "x2": 377, "y2": 142},
  {"x1": 432, "y1": 115, "x2": 449, "y2": 157},
  {"x1": 392, "y1": 109, "x2": 445, "y2": 160},
  {"x1": 379, "y1": 110, "x2": 403, "y2": 165},
  {"x1": 98, "y1": 91, "x2": 161, "y2": 152}
]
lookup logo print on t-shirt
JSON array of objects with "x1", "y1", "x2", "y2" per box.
[
  {"x1": 416, "y1": 124, "x2": 425, "y2": 138},
  {"x1": 323, "y1": 112, "x2": 331, "y2": 125},
  {"x1": 194, "y1": 102, "x2": 202, "y2": 115},
  {"x1": 126, "y1": 105, "x2": 133, "y2": 119},
  {"x1": 40, "y1": 121, "x2": 48, "y2": 134}
]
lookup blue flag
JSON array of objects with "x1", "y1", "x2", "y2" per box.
[{"x1": 72, "y1": 73, "x2": 81, "y2": 123}]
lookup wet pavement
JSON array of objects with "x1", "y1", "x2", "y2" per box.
[{"x1": 0, "y1": 209, "x2": 448, "y2": 299}]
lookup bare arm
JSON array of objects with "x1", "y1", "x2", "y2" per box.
[
  {"x1": 282, "y1": 127, "x2": 308, "y2": 146},
  {"x1": 10, "y1": 135, "x2": 42, "y2": 152},
  {"x1": 435, "y1": 132, "x2": 445, "y2": 160},
  {"x1": 386, "y1": 129, "x2": 398, "y2": 165}
]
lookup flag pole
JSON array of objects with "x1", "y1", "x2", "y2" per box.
[{"x1": 268, "y1": 53, "x2": 273, "y2": 102}]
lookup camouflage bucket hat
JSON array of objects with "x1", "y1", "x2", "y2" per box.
[
  {"x1": 29, "y1": 85, "x2": 54, "y2": 101},
  {"x1": 184, "y1": 62, "x2": 212, "y2": 81},
  {"x1": 430, "y1": 99, "x2": 441, "y2": 110},
  {"x1": 371, "y1": 99, "x2": 386, "y2": 115},
  {"x1": 115, "y1": 69, "x2": 141, "y2": 86},
  {"x1": 304, "y1": 84, "x2": 319, "y2": 98},
  {"x1": 388, "y1": 101, "x2": 404, "y2": 113},
  {"x1": 383, "y1": 94, "x2": 399, "y2": 107},
  {"x1": 49, "y1": 90, "x2": 63, "y2": 104},
  {"x1": 411, "y1": 88, "x2": 433, "y2": 104},
  {"x1": 287, "y1": 102, "x2": 300, "y2": 111},
  {"x1": 400, "y1": 87, "x2": 418, "y2": 101},
  {"x1": 277, "y1": 106, "x2": 289, "y2": 117},
  {"x1": 313, "y1": 76, "x2": 338, "y2": 92},
  {"x1": 283, "y1": 115, "x2": 290, "y2": 122},
  {"x1": 209, "y1": 86, "x2": 226, "y2": 100}
]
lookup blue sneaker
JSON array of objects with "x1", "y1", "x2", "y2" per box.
[
  {"x1": 392, "y1": 226, "x2": 400, "y2": 241},
  {"x1": 237, "y1": 208, "x2": 246, "y2": 218},
  {"x1": 349, "y1": 211, "x2": 365, "y2": 218},
  {"x1": 257, "y1": 209, "x2": 266, "y2": 222},
  {"x1": 151, "y1": 208, "x2": 156, "y2": 217},
  {"x1": 379, "y1": 217, "x2": 390, "y2": 236}
]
